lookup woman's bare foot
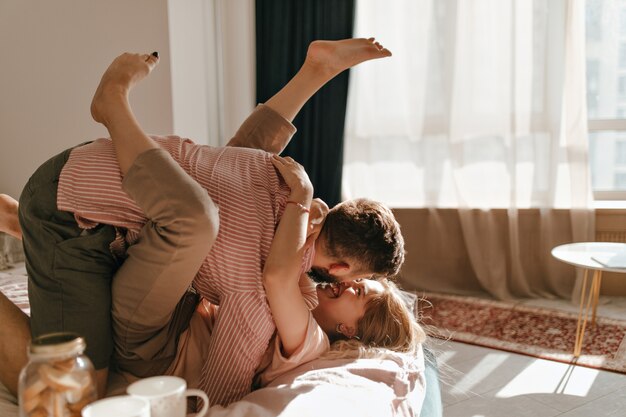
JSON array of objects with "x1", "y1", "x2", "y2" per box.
[
  {"x1": 91, "y1": 52, "x2": 160, "y2": 125},
  {"x1": 304, "y1": 38, "x2": 391, "y2": 78},
  {"x1": 0, "y1": 194, "x2": 21, "y2": 240}
]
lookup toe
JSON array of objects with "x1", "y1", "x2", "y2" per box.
[
  {"x1": 143, "y1": 52, "x2": 158, "y2": 62},
  {"x1": 143, "y1": 52, "x2": 160, "y2": 70}
]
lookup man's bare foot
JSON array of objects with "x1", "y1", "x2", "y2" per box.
[
  {"x1": 91, "y1": 52, "x2": 160, "y2": 125},
  {"x1": 0, "y1": 194, "x2": 21, "y2": 240},
  {"x1": 304, "y1": 38, "x2": 391, "y2": 78}
]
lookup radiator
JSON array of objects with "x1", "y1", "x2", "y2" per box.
[
  {"x1": 595, "y1": 209, "x2": 626, "y2": 244},
  {"x1": 596, "y1": 231, "x2": 626, "y2": 242}
]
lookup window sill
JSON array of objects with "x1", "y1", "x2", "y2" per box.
[{"x1": 594, "y1": 200, "x2": 626, "y2": 210}]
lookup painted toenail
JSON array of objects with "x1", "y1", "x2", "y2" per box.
[{"x1": 151, "y1": 51, "x2": 159, "y2": 58}]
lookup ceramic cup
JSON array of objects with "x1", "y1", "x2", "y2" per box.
[
  {"x1": 127, "y1": 375, "x2": 209, "y2": 417},
  {"x1": 81, "y1": 395, "x2": 150, "y2": 417}
]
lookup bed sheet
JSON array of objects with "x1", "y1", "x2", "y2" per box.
[
  {"x1": 206, "y1": 350, "x2": 425, "y2": 417},
  {"x1": 0, "y1": 264, "x2": 426, "y2": 417},
  {"x1": 0, "y1": 381, "x2": 17, "y2": 417}
]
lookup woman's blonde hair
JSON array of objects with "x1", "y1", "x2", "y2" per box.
[{"x1": 323, "y1": 278, "x2": 426, "y2": 360}]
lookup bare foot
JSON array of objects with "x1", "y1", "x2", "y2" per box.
[
  {"x1": 0, "y1": 194, "x2": 21, "y2": 240},
  {"x1": 304, "y1": 38, "x2": 391, "y2": 78},
  {"x1": 91, "y1": 52, "x2": 160, "y2": 125}
]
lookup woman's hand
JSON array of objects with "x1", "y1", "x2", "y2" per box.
[
  {"x1": 305, "y1": 198, "x2": 328, "y2": 248},
  {"x1": 271, "y1": 155, "x2": 313, "y2": 202}
]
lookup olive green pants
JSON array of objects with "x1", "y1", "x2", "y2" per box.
[
  {"x1": 19, "y1": 146, "x2": 118, "y2": 369},
  {"x1": 18, "y1": 148, "x2": 210, "y2": 373}
]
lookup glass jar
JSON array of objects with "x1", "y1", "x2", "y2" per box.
[{"x1": 18, "y1": 332, "x2": 97, "y2": 417}]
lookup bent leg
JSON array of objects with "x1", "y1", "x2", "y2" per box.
[
  {"x1": 112, "y1": 149, "x2": 218, "y2": 377},
  {"x1": 19, "y1": 148, "x2": 118, "y2": 398},
  {"x1": 90, "y1": 52, "x2": 218, "y2": 377},
  {"x1": 226, "y1": 104, "x2": 297, "y2": 155},
  {"x1": 0, "y1": 194, "x2": 20, "y2": 240},
  {"x1": 0, "y1": 292, "x2": 30, "y2": 396},
  {"x1": 90, "y1": 52, "x2": 217, "y2": 378},
  {"x1": 91, "y1": 52, "x2": 161, "y2": 176},
  {"x1": 227, "y1": 38, "x2": 391, "y2": 154}
]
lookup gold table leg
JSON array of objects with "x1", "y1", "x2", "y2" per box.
[
  {"x1": 591, "y1": 271, "x2": 602, "y2": 325},
  {"x1": 574, "y1": 270, "x2": 601, "y2": 357},
  {"x1": 573, "y1": 269, "x2": 588, "y2": 357}
]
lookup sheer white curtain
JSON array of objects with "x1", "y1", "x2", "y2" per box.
[
  {"x1": 167, "y1": 0, "x2": 255, "y2": 147},
  {"x1": 344, "y1": 0, "x2": 594, "y2": 299}
]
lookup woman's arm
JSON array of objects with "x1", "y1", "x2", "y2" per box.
[{"x1": 262, "y1": 155, "x2": 314, "y2": 357}]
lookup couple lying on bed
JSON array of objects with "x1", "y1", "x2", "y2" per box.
[{"x1": 0, "y1": 38, "x2": 425, "y2": 408}]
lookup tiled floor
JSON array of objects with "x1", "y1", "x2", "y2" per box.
[
  {"x1": 436, "y1": 297, "x2": 626, "y2": 416},
  {"x1": 3, "y1": 261, "x2": 626, "y2": 416}
]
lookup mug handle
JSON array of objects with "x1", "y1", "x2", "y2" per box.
[{"x1": 185, "y1": 389, "x2": 209, "y2": 417}]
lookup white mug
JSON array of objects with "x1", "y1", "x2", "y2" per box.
[
  {"x1": 127, "y1": 375, "x2": 209, "y2": 417},
  {"x1": 82, "y1": 395, "x2": 150, "y2": 417}
]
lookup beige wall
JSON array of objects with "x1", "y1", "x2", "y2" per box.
[
  {"x1": 218, "y1": 0, "x2": 256, "y2": 140},
  {"x1": 0, "y1": 1, "x2": 175, "y2": 199},
  {"x1": 0, "y1": 0, "x2": 256, "y2": 199}
]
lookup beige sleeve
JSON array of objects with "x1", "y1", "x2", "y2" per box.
[
  {"x1": 225, "y1": 104, "x2": 297, "y2": 154},
  {"x1": 258, "y1": 313, "x2": 330, "y2": 387}
]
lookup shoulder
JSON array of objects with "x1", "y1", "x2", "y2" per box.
[{"x1": 274, "y1": 313, "x2": 330, "y2": 363}]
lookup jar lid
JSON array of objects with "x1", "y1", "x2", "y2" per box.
[{"x1": 29, "y1": 332, "x2": 86, "y2": 359}]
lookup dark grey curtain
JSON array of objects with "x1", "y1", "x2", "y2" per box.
[{"x1": 255, "y1": 0, "x2": 355, "y2": 207}]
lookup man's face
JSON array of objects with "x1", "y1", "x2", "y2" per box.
[
  {"x1": 309, "y1": 236, "x2": 373, "y2": 283},
  {"x1": 307, "y1": 266, "x2": 339, "y2": 284},
  {"x1": 307, "y1": 266, "x2": 377, "y2": 285}
]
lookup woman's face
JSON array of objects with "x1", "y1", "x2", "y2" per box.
[{"x1": 312, "y1": 279, "x2": 385, "y2": 337}]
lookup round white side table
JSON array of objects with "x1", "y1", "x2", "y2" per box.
[{"x1": 551, "y1": 242, "x2": 626, "y2": 357}]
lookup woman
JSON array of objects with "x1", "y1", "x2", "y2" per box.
[{"x1": 258, "y1": 154, "x2": 424, "y2": 387}]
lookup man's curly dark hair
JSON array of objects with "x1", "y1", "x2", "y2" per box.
[{"x1": 320, "y1": 198, "x2": 405, "y2": 277}]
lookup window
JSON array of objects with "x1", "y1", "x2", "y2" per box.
[
  {"x1": 620, "y1": 75, "x2": 626, "y2": 99},
  {"x1": 617, "y1": 140, "x2": 626, "y2": 165},
  {"x1": 586, "y1": 0, "x2": 626, "y2": 199},
  {"x1": 621, "y1": 43, "x2": 626, "y2": 69},
  {"x1": 615, "y1": 172, "x2": 626, "y2": 188},
  {"x1": 586, "y1": 0, "x2": 603, "y2": 41},
  {"x1": 587, "y1": 60, "x2": 600, "y2": 117}
]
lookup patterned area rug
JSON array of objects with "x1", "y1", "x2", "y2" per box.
[{"x1": 418, "y1": 293, "x2": 626, "y2": 374}]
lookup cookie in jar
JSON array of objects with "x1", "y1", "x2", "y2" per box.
[{"x1": 18, "y1": 333, "x2": 97, "y2": 417}]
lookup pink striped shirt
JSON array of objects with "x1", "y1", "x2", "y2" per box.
[{"x1": 57, "y1": 136, "x2": 314, "y2": 406}]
